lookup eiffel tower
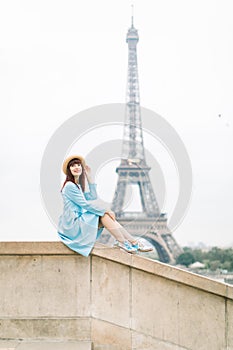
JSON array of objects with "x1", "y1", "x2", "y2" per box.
[{"x1": 107, "y1": 16, "x2": 182, "y2": 264}]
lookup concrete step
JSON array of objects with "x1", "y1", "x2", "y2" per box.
[{"x1": 0, "y1": 341, "x2": 92, "y2": 350}]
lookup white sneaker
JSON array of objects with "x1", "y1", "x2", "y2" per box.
[
  {"x1": 117, "y1": 241, "x2": 137, "y2": 253},
  {"x1": 132, "y1": 239, "x2": 153, "y2": 252}
]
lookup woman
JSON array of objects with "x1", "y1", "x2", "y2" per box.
[{"x1": 58, "y1": 155, "x2": 153, "y2": 257}]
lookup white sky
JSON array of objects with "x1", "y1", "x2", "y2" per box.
[{"x1": 0, "y1": 0, "x2": 232, "y2": 247}]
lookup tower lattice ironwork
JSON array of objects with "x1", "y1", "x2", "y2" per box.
[{"x1": 102, "y1": 17, "x2": 182, "y2": 263}]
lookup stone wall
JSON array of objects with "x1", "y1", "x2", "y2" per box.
[{"x1": 0, "y1": 242, "x2": 232, "y2": 350}]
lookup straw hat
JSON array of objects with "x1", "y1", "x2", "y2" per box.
[{"x1": 62, "y1": 155, "x2": 86, "y2": 175}]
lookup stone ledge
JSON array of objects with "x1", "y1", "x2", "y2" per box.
[
  {"x1": 0, "y1": 242, "x2": 233, "y2": 301},
  {"x1": 0, "y1": 242, "x2": 74, "y2": 255},
  {"x1": 93, "y1": 244, "x2": 233, "y2": 300}
]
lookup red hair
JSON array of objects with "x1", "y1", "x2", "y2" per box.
[{"x1": 61, "y1": 158, "x2": 85, "y2": 192}]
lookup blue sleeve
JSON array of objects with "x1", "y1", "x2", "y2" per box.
[
  {"x1": 64, "y1": 182, "x2": 106, "y2": 216},
  {"x1": 84, "y1": 183, "x2": 98, "y2": 200}
]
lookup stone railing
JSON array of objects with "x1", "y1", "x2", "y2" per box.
[{"x1": 0, "y1": 242, "x2": 233, "y2": 350}]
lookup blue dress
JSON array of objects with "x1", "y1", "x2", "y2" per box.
[{"x1": 58, "y1": 181, "x2": 106, "y2": 257}]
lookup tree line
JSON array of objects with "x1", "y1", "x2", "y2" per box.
[{"x1": 176, "y1": 246, "x2": 233, "y2": 271}]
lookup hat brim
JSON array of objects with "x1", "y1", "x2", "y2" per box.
[{"x1": 62, "y1": 155, "x2": 86, "y2": 175}]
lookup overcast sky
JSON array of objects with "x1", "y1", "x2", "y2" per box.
[{"x1": 0, "y1": 0, "x2": 232, "y2": 248}]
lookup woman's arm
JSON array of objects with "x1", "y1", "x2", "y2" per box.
[
  {"x1": 84, "y1": 183, "x2": 98, "y2": 200},
  {"x1": 64, "y1": 182, "x2": 106, "y2": 216},
  {"x1": 83, "y1": 164, "x2": 98, "y2": 200}
]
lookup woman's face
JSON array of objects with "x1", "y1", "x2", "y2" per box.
[{"x1": 69, "y1": 161, "x2": 82, "y2": 177}]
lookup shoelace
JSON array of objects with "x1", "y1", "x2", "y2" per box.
[
  {"x1": 132, "y1": 240, "x2": 142, "y2": 247},
  {"x1": 123, "y1": 241, "x2": 133, "y2": 249}
]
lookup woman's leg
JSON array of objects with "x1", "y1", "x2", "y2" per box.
[{"x1": 99, "y1": 214, "x2": 137, "y2": 244}]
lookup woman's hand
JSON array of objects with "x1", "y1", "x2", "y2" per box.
[
  {"x1": 84, "y1": 165, "x2": 93, "y2": 183},
  {"x1": 106, "y1": 210, "x2": 116, "y2": 221}
]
